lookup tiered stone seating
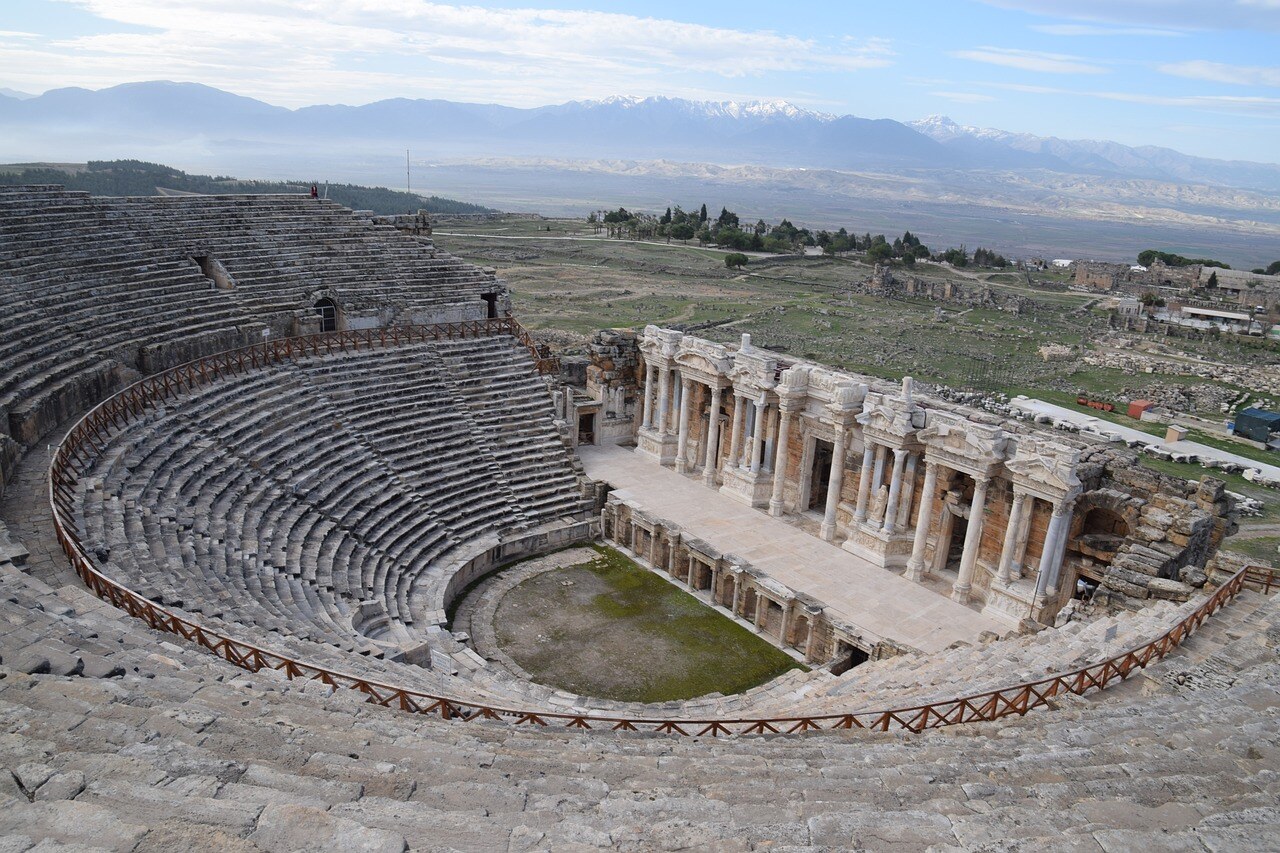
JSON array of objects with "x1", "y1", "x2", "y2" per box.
[
  {"x1": 0, "y1": 186, "x2": 500, "y2": 458},
  {"x1": 75, "y1": 337, "x2": 592, "y2": 675},
  {"x1": 1, "y1": 549, "x2": 1277, "y2": 850}
]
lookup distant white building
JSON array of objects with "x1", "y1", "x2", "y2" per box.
[{"x1": 1052, "y1": 259, "x2": 1073, "y2": 268}]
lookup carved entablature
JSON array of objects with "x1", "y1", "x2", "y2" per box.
[
  {"x1": 803, "y1": 366, "x2": 851, "y2": 401},
  {"x1": 826, "y1": 382, "x2": 866, "y2": 426},
  {"x1": 857, "y1": 391, "x2": 921, "y2": 448},
  {"x1": 917, "y1": 411, "x2": 1010, "y2": 478},
  {"x1": 638, "y1": 325, "x2": 684, "y2": 365},
  {"x1": 729, "y1": 343, "x2": 779, "y2": 395},
  {"x1": 673, "y1": 337, "x2": 732, "y2": 386},
  {"x1": 1004, "y1": 436, "x2": 1083, "y2": 502},
  {"x1": 772, "y1": 365, "x2": 811, "y2": 410}
]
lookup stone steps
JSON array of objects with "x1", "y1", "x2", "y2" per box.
[
  {"x1": 0, "y1": 187, "x2": 503, "y2": 451},
  {"x1": 1, "y1": 560, "x2": 1278, "y2": 850}
]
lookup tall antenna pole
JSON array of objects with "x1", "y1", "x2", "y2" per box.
[{"x1": 406, "y1": 149, "x2": 411, "y2": 203}]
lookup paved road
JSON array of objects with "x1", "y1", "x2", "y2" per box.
[{"x1": 1011, "y1": 397, "x2": 1280, "y2": 481}]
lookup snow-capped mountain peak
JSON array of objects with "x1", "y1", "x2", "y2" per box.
[
  {"x1": 908, "y1": 115, "x2": 1014, "y2": 143},
  {"x1": 574, "y1": 95, "x2": 834, "y2": 122}
]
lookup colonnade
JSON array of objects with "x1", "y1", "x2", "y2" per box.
[
  {"x1": 601, "y1": 496, "x2": 836, "y2": 662},
  {"x1": 635, "y1": 352, "x2": 1078, "y2": 617}
]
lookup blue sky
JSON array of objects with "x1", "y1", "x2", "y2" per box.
[{"x1": 2, "y1": 0, "x2": 1278, "y2": 162}]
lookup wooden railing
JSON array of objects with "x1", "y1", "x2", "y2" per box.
[{"x1": 46, "y1": 326, "x2": 1276, "y2": 736}]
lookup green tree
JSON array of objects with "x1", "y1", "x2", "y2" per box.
[
  {"x1": 669, "y1": 222, "x2": 695, "y2": 242},
  {"x1": 867, "y1": 242, "x2": 894, "y2": 262},
  {"x1": 724, "y1": 252, "x2": 749, "y2": 269}
]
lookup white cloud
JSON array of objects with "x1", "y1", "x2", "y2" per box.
[
  {"x1": 977, "y1": 0, "x2": 1280, "y2": 32},
  {"x1": 985, "y1": 81, "x2": 1280, "y2": 115},
  {"x1": 1029, "y1": 24, "x2": 1184, "y2": 37},
  {"x1": 951, "y1": 47, "x2": 1109, "y2": 75},
  {"x1": 1159, "y1": 60, "x2": 1280, "y2": 87},
  {"x1": 930, "y1": 91, "x2": 997, "y2": 103},
  {"x1": 1, "y1": 1, "x2": 892, "y2": 107}
]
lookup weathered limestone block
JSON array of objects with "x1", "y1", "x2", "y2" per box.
[
  {"x1": 1101, "y1": 574, "x2": 1149, "y2": 599},
  {"x1": 1147, "y1": 578, "x2": 1195, "y2": 601}
]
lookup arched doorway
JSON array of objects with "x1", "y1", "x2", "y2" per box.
[{"x1": 314, "y1": 297, "x2": 338, "y2": 333}]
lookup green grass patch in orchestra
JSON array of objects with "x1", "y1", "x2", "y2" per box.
[{"x1": 493, "y1": 544, "x2": 806, "y2": 703}]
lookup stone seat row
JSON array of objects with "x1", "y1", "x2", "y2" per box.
[
  {"x1": 737, "y1": 595, "x2": 1209, "y2": 717},
  {"x1": 2, "y1": 537, "x2": 1278, "y2": 852},
  {"x1": 73, "y1": 338, "x2": 592, "y2": 678}
]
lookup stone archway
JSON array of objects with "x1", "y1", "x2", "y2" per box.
[{"x1": 314, "y1": 297, "x2": 338, "y2": 332}]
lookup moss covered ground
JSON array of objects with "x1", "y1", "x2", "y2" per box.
[{"x1": 493, "y1": 545, "x2": 805, "y2": 703}]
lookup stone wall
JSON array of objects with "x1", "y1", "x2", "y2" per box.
[{"x1": 1076, "y1": 447, "x2": 1236, "y2": 606}]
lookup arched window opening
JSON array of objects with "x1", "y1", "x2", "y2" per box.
[{"x1": 314, "y1": 297, "x2": 338, "y2": 333}]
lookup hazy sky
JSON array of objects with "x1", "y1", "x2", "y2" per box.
[{"x1": 2, "y1": 0, "x2": 1278, "y2": 162}]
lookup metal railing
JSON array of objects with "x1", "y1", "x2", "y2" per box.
[{"x1": 46, "y1": 325, "x2": 1276, "y2": 736}]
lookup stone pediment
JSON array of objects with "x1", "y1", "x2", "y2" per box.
[
  {"x1": 1005, "y1": 437, "x2": 1082, "y2": 496},
  {"x1": 918, "y1": 412, "x2": 1009, "y2": 470},
  {"x1": 673, "y1": 337, "x2": 732, "y2": 379},
  {"x1": 729, "y1": 348, "x2": 778, "y2": 390},
  {"x1": 856, "y1": 391, "x2": 918, "y2": 441}
]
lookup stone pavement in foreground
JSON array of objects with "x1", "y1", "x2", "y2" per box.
[{"x1": 579, "y1": 443, "x2": 1006, "y2": 654}]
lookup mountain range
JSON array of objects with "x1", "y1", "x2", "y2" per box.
[{"x1": 4, "y1": 81, "x2": 1280, "y2": 193}]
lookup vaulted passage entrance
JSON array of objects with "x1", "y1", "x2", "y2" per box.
[
  {"x1": 809, "y1": 439, "x2": 834, "y2": 510},
  {"x1": 314, "y1": 297, "x2": 338, "y2": 332}
]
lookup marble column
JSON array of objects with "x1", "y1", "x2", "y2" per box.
[
  {"x1": 675, "y1": 376, "x2": 693, "y2": 473},
  {"x1": 649, "y1": 526, "x2": 661, "y2": 567},
  {"x1": 853, "y1": 442, "x2": 876, "y2": 523},
  {"x1": 654, "y1": 367, "x2": 671, "y2": 437},
  {"x1": 703, "y1": 384, "x2": 723, "y2": 486},
  {"x1": 641, "y1": 363, "x2": 655, "y2": 430},
  {"x1": 727, "y1": 392, "x2": 745, "y2": 472},
  {"x1": 686, "y1": 555, "x2": 696, "y2": 590},
  {"x1": 871, "y1": 444, "x2": 887, "y2": 491},
  {"x1": 804, "y1": 616, "x2": 818, "y2": 661},
  {"x1": 996, "y1": 487, "x2": 1027, "y2": 584},
  {"x1": 882, "y1": 448, "x2": 908, "y2": 534},
  {"x1": 898, "y1": 453, "x2": 919, "y2": 528},
  {"x1": 1010, "y1": 493, "x2": 1036, "y2": 578},
  {"x1": 820, "y1": 425, "x2": 849, "y2": 542},
  {"x1": 1034, "y1": 501, "x2": 1071, "y2": 604},
  {"x1": 1045, "y1": 502, "x2": 1075, "y2": 597},
  {"x1": 768, "y1": 406, "x2": 794, "y2": 516},
  {"x1": 753, "y1": 595, "x2": 765, "y2": 633},
  {"x1": 779, "y1": 602, "x2": 792, "y2": 646},
  {"x1": 750, "y1": 399, "x2": 767, "y2": 475},
  {"x1": 952, "y1": 475, "x2": 990, "y2": 604},
  {"x1": 905, "y1": 461, "x2": 940, "y2": 582},
  {"x1": 668, "y1": 372, "x2": 681, "y2": 434}
]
